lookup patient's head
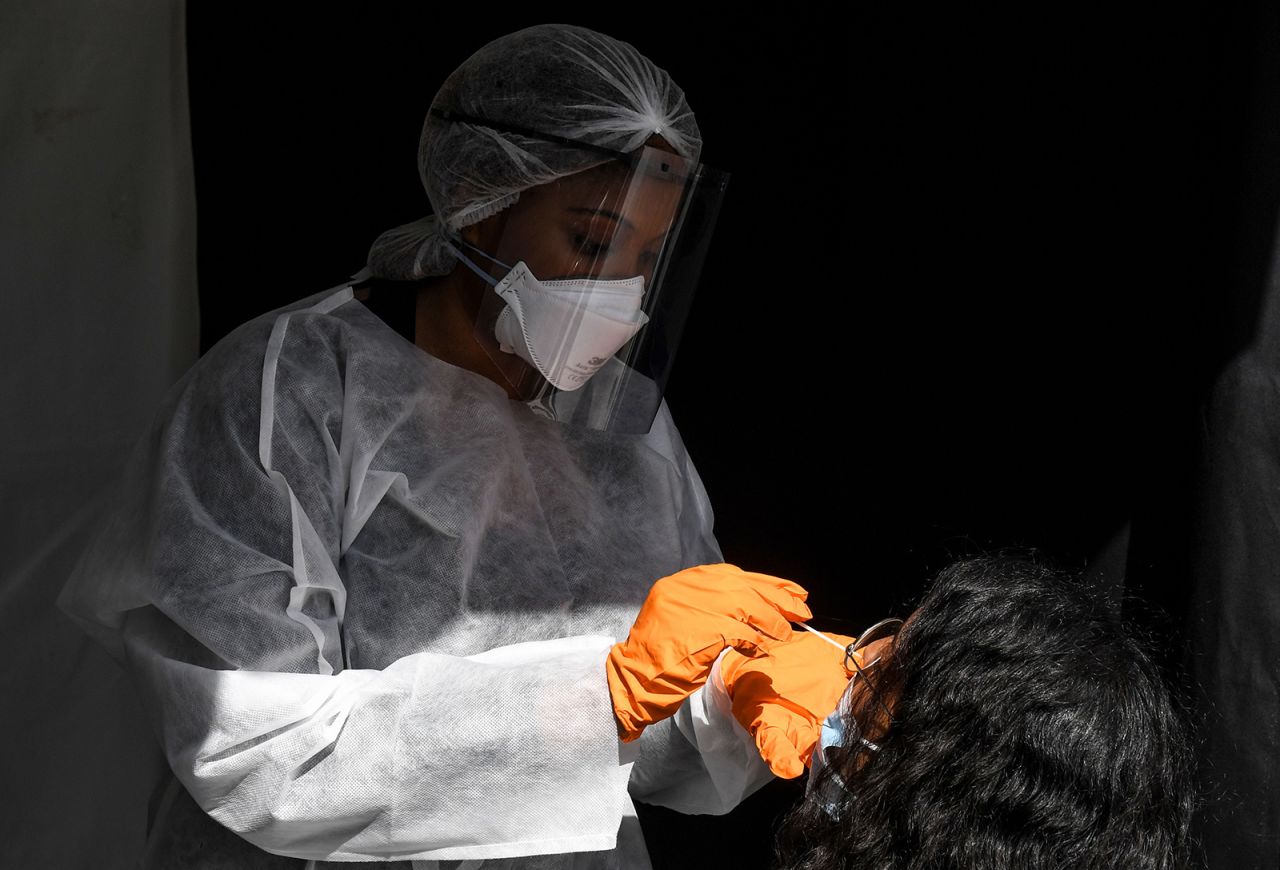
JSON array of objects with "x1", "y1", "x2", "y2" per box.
[{"x1": 775, "y1": 555, "x2": 1197, "y2": 870}]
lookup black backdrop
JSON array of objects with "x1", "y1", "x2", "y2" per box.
[{"x1": 187, "y1": 6, "x2": 1279, "y2": 866}]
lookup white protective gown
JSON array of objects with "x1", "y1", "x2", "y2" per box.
[{"x1": 57, "y1": 281, "x2": 773, "y2": 868}]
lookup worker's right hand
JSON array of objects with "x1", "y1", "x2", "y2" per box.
[
  {"x1": 721, "y1": 629, "x2": 897, "y2": 779},
  {"x1": 605, "y1": 563, "x2": 813, "y2": 743}
]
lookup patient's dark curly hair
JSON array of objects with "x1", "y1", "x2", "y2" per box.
[{"x1": 773, "y1": 555, "x2": 1197, "y2": 869}]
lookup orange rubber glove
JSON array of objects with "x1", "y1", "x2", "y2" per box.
[
  {"x1": 720, "y1": 629, "x2": 861, "y2": 779},
  {"x1": 606, "y1": 563, "x2": 813, "y2": 743}
]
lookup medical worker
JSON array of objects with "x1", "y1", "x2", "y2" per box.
[{"x1": 56, "y1": 23, "x2": 819, "y2": 869}]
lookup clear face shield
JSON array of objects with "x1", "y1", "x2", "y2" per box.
[{"x1": 439, "y1": 115, "x2": 729, "y2": 434}]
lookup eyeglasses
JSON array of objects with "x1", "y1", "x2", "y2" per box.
[
  {"x1": 795, "y1": 613, "x2": 904, "y2": 750},
  {"x1": 844, "y1": 617, "x2": 902, "y2": 676},
  {"x1": 840, "y1": 617, "x2": 903, "y2": 752}
]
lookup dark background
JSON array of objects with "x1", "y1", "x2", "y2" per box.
[{"x1": 188, "y1": 6, "x2": 1280, "y2": 866}]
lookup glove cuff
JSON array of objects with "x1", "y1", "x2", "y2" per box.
[{"x1": 604, "y1": 644, "x2": 646, "y2": 743}]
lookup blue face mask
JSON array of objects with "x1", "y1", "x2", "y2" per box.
[{"x1": 806, "y1": 669, "x2": 883, "y2": 818}]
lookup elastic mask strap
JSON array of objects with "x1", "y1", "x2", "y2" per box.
[{"x1": 444, "y1": 236, "x2": 513, "y2": 287}]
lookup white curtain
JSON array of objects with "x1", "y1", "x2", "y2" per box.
[{"x1": 0, "y1": 1, "x2": 198, "y2": 866}]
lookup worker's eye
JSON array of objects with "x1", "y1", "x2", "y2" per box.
[{"x1": 571, "y1": 232, "x2": 611, "y2": 257}]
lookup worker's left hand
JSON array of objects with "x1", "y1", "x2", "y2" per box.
[
  {"x1": 606, "y1": 563, "x2": 813, "y2": 744},
  {"x1": 720, "y1": 629, "x2": 860, "y2": 779}
]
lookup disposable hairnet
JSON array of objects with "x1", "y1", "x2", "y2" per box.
[
  {"x1": 57, "y1": 284, "x2": 771, "y2": 867},
  {"x1": 366, "y1": 23, "x2": 702, "y2": 281}
]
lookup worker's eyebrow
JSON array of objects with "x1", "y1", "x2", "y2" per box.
[{"x1": 566, "y1": 207, "x2": 635, "y2": 234}]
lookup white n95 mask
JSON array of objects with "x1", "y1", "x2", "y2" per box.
[
  {"x1": 448, "y1": 238, "x2": 648, "y2": 392},
  {"x1": 492, "y1": 264, "x2": 646, "y2": 391}
]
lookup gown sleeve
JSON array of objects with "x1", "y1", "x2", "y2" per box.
[
  {"x1": 56, "y1": 295, "x2": 635, "y2": 864},
  {"x1": 626, "y1": 650, "x2": 777, "y2": 815}
]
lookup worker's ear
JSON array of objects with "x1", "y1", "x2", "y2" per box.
[{"x1": 459, "y1": 204, "x2": 513, "y2": 250}]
